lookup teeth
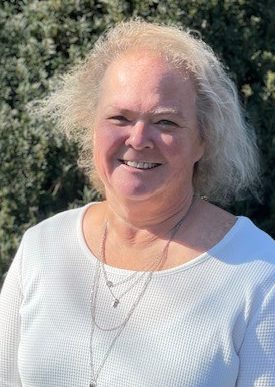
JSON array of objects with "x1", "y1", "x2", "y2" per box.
[{"x1": 123, "y1": 160, "x2": 160, "y2": 169}]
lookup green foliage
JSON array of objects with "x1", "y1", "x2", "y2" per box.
[{"x1": 0, "y1": 0, "x2": 274, "y2": 280}]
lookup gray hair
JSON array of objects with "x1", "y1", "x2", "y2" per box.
[{"x1": 40, "y1": 19, "x2": 261, "y2": 205}]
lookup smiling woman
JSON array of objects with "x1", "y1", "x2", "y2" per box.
[
  {"x1": 0, "y1": 20, "x2": 274, "y2": 387},
  {"x1": 93, "y1": 51, "x2": 204, "y2": 205},
  {"x1": 38, "y1": 21, "x2": 261, "y2": 206}
]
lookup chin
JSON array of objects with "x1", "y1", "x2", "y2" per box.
[
  {"x1": 106, "y1": 180, "x2": 163, "y2": 203},
  {"x1": 112, "y1": 183, "x2": 171, "y2": 202}
]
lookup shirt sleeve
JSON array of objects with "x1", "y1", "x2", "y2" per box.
[
  {"x1": 236, "y1": 281, "x2": 275, "y2": 386},
  {"x1": 0, "y1": 239, "x2": 24, "y2": 387}
]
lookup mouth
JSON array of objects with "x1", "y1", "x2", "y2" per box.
[{"x1": 119, "y1": 159, "x2": 162, "y2": 170}]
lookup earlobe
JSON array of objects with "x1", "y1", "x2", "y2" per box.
[{"x1": 195, "y1": 141, "x2": 205, "y2": 163}]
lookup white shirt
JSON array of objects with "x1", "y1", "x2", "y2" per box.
[{"x1": 0, "y1": 203, "x2": 275, "y2": 387}]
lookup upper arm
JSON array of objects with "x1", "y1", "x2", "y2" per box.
[
  {"x1": 237, "y1": 282, "x2": 275, "y2": 386},
  {"x1": 0, "y1": 241, "x2": 24, "y2": 387}
]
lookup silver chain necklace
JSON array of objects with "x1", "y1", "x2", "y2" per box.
[
  {"x1": 100, "y1": 196, "x2": 195, "y2": 303},
  {"x1": 89, "y1": 199, "x2": 195, "y2": 386},
  {"x1": 100, "y1": 221, "x2": 168, "y2": 308},
  {"x1": 91, "y1": 243, "x2": 169, "y2": 331},
  {"x1": 89, "y1": 260, "x2": 156, "y2": 386}
]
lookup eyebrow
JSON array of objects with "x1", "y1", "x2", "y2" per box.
[{"x1": 149, "y1": 107, "x2": 186, "y2": 118}]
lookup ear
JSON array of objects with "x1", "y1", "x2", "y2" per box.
[{"x1": 195, "y1": 138, "x2": 205, "y2": 163}]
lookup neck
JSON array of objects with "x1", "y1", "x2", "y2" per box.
[{"x1": 103, "y1": 191, "x2": 196, "y2": 248}]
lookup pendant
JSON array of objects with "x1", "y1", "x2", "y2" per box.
[
  {"x1": 90, "y1": 381, "x2": 96, "y2": 387},
  {"x1": 107, "y1": 280, "x2": 114, "y2": 288},
  {"x1": 113, "y1": 299, "x2": 119, "y2": 308}
]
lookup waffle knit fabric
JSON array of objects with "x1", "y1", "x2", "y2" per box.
[{"x1": 0, "y1": 203, "x2": 275, "y2": 387}]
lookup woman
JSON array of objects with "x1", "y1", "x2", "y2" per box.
[{"x1": 0, "y1": 20, "x2": 274, "y2": 387}]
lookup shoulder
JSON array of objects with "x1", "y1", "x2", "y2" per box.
[
  {"x1": 21, "y1": 203, "x2": 97, "y2": 253},
  {"x1": 224, "y1": 216, "x2": 275, "y2": 260},
  {"x1": 196, "y1": 200, "x2": 275, "y2": 293},
  {"x1": 198, "y1": 200, "x2": 274, "y2": 261},
  {"x1": 24, "y1": 205, "x2": 84, "y2": 240},
  {"x1": 17, "y1": 204, "x2": 95, "y2": 286},
  {"x1": 211, "y1": 215, "x2": 275, "y2": 293}
]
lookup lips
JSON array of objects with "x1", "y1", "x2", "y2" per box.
[{"x1": 119, "y1": 160, "x2": 161, "y2": 170}]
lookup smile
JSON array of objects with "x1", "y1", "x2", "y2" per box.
[{"x1": 119, "y1": 160, "x2": 161, "y2": 170}]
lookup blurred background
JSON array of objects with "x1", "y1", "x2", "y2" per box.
[{"x1": 0, "y1": 0, "x2": 274, "y2": 285}]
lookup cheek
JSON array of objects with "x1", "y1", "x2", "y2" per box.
[
  {"x1": 93, "y1": 128, "x2": 108, "y2": 173},
  {"x1": 93, "y1": 125, "x2": 128, "y2": 175},
  {"x1": 159, "y1": 134, "x2": 187, "y2": 160},
  {"x1": 160, "y1": 133, "x2": 204, "y2": 166},
  {"x1": 94, "y1": 126, "x2": 121, "y2": 155}
]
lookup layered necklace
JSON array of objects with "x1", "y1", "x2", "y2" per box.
[{"x1": 89, "y1": 199, "x2": 195, "y2": 386}]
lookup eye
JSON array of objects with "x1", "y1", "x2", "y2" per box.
[
  {"x1": 109, "y1": 115, "x2": 130, "y2": 124},
  {"x1": 156, "y1": 119, "x2": 179, "y2": 127}
]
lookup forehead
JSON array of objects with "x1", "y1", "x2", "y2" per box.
[
  {"x1": 98, "y1": 51, "x2": 196, "y2": 111},
  {"x1": 106, "y1": 51, "x2": 184, "y2": 81}
]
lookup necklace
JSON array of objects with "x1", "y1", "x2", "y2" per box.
[
  {"x1": 91, "y1": 242, "x2": 169, "y2": 331},
  {"x1": 89, "y1": 198, "x2": 195, "y2": 386},
  {"x1": 89, "y1": 235, "x2": 170, "y2": 386},
  {"x1": 101, "y1": 259, "x2": 159, "y2": 308},
  {"x1": 89, "y1": 259, "x2": 157, "y2": 386},
  {"x1": 99, "y1": 196, "x2": 196, "y2": 306},
  {"x1": 100, "y1": 221, "x2": 168, "y2": 309}
]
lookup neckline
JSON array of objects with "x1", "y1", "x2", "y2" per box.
[{"x1": 76, "y1": 202, "x2": 245, "y2": 277}]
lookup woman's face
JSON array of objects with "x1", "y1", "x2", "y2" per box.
[{"x1": 93, "y1": 51, "x2": 204, "y2": 204}]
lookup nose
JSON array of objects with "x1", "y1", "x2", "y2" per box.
[{"x1": 125, "y1": 120, "x2": 154, "y2": 150}]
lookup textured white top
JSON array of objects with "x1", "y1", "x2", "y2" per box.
[{"x1": 0, "y1": 203, "x2": 275, "y2": 387}]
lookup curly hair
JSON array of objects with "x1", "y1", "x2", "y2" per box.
[{"x1": 38, "y1": 19, "x2": 261, "y2": 205}]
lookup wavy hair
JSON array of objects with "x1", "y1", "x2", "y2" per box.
[{"x1": 38, "y1": 19, "x2": 261, "y2": 205}]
